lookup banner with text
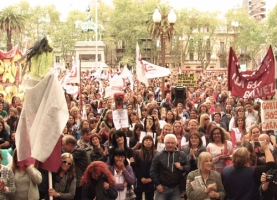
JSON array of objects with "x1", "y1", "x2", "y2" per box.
[
  {"x1": 261, "y1": 100, "x2": 277, "y2": 131},
  {"x1": 228, "y1": 46, "x2": 276, "y2": 98},
  {"x1": 178, "y1": 73, "x2": 198, "y2": 87}
]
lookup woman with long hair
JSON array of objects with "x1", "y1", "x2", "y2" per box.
[
  {"x1": 231, "y1": 116, "x2": 247, "y2": 150},
  {"x1": 6, "y1": 107, "x2": 19, "y2": 133},
  {"x1": 131, "y1": 135, "x2": 156, "y2": 200},
  {"x1": 109, "y1": 148, "x2": 136, "y2": 200},
  {"x1": 198, "y1": 104, "x2": 209, "y2": 115},
  {"x1": 48, "y1": 153, "x2": 76, "y2": 199},
  {"x1": 109, "y1": 130, "x2": 134, "y2": 161},
  {"x1": 89, "y1": 134, "x2": 108, "y2": 162},
  {"x1": 198, "y1": 113, "x2": 210, "y2": 136},
  {"x1": 229, "y1": 106, "x2": 245, "y2": 131},
  {"x1": 173, "y1": 121, "x2": 185, "y2": 150},
  {"x1": 129, "y1": 123, "x2": 144, "y2": 151},
  {"x1": 11, "y1": 149, "x2": 42, "y2": 200},
  {"x1": 128, "y1": 112, "x2": 141, "y2": 131},
  {"x1": 156, "y1": 123, "x2": 173, "y2": 151},
  {"x1": 99, "y1": 110, "x2": 115, "y2": 144},
  {"x1": 164, "y1": 110, "x2": 175, "y2": 125},
  {"x1": 81, "y1": 161, "x2": 118, "y2": 200},
  {"x1": 206, "y1": 127, "x2": 233, "y2": 174},
  {"x1": 182, "y1": 120, "x2": 207, "y2": 148},
  {"x1": 0, "y1": 120, "x2": 10, "y2": 149},
  {"x1": 244, "y1": 124, "x2": 261, "y2": 145},
  {"x1": 182, "y1": 132, "x2": 207, "y2": 172}
]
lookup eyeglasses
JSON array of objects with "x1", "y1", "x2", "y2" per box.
[
  {"x1": 62, "y1": 160, "x2": 72, "y2": 166},
  {"x1": 204, "y1": 118, "x2": 210, "y2": 121}
]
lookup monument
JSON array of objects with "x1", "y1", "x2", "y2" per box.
[{"x1": 74, "y1": 5, "x2": 108, "y2": 71}]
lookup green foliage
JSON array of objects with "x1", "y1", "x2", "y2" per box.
[
  {"x1": 0, "y1": 5, "x2": 25, "y2": 50},
  {"x1": 267, "y1": 4, "x2": 277, "y2": 49}
]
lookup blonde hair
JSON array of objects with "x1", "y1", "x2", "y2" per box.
[
  {"x1": 248, "y1": 124, "x2": 260, "y2": 141},
  {"x1": 188, "y1": 119, "x2": 198, "y2": 126},
  {"x1": 199, "y1": 114, "x2": 210, "y2": 127},
  {"x1": 232, "y1": 147, "x2": 249, "y2": 169},
  {"x1": 197, "y1": 152, "x2": 213, "y2": 170}
]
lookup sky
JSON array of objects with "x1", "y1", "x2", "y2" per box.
[
  {"x1": 2, "y1": 0, "x2": 277, "y2": 20},
  {"x1": 1, "y1": 0, "x2": 243, "y2": 19}
]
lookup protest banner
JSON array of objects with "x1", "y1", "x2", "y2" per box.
[
  {"x1": 261, "y1": 100, "x2": 277, "y2": 131},
  {"x1": 178, "y1": 73, "x2": 197, "y2": 87},
  {"x1": 228, "y1": 46, "x2": 276, "y2": 98}
]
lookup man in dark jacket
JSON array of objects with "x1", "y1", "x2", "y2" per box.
[
  {"x1": 62, "y1": 135, "x2": 89, "y2": 200},
  {"x1": 150, "y1": 134, "x2": 190, "y2": 200}
]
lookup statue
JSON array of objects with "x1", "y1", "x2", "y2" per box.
[{"x1": 75, "y1": 5, "x2": 105, "y2": 41}]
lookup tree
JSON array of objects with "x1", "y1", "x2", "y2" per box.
[
  {"x1": 231, "y1": 9, "x2": 267, "y2": 68},
  {"x1": 267, "y1": 4, "x2": 277, "y2": 49},
  {"x1": 0, "y1": 6, "x2": 25, "y2": 51},
  {"x1": 110, "y1": 0, "x2": 158, "y2": 66}
]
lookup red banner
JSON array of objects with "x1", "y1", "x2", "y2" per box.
[{"x1": 228, "y1": 46, "x2": 276, "y2": 98}]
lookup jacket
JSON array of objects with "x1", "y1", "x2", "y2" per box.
[
  {"x1": 186, "y1": 169, "x2": 225, "y2": 200},
  {"x1": 71, "y1": 147, "x2": 89, "y2": 187},
  {"x1": 82, "y1": 175, "x2": 118, "y2": 200},
  {"x1": 150, "y1": 148, "x2": 190, "y2": 188}
]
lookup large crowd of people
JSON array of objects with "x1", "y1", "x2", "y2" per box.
[{"x1": 0, "y1": 68, "x2": 276, "y2": 200}]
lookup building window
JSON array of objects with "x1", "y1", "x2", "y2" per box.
[
  {"x1": 189, "y1": 53, "x2": 194, "y2": 61},
  {"x1": 55, "y1": 56, "x2": 60, "y2": 63},
  {"x1": 220, "y1": 42, "x2": 224, "y2": 53},
  {"x1": 220, "y1": 59, "x2": 224, "y2": 68}
]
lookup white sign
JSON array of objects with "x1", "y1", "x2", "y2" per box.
[
  {"x1": 112, "y1": 109, "x2": 129, "y2": 130},
  {"x1": 261, "y1": 100, "x2": 277, "y2": 131}
]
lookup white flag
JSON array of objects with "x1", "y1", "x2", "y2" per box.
[
  {"x1": 141, "y1": 60, "x2": 171, "y2": 79},
  {"x1": 136, "y1": 43, "x2": 148, "y2": 87}
]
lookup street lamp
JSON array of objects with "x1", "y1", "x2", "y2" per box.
[
  {"x1": 231, "y1": 20, "x2": 239, "y2": 52},
  {"x1": 152, "y1": 8, "x2": 176, "y2": 99},
  {"x1": 179, "y1": 36, "x2": 185, "y2": 69}
]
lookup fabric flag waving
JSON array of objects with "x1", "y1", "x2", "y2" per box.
[
  {"x1": 141, "y1": 60, "x2": 171, "y2": 79},
  {"x1": 228, "y1": 46, "x2": 276, "y2": 98},
  {"x1": 16, "y1": 69, "x2": 69, "y2": 172},
  {"x1": 136, "y1": 43, "x2": 148, "y2": 87}
]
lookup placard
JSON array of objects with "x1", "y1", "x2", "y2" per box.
[
  {"x1": 261, "y1": 100, "x2": 277, "y2": 131},
  {"x1": 178, "y1": 73, "x2": 197, "y2": 87},
  {"x1": 112, "y1": 109, "x2": 129, "y2": 130}
]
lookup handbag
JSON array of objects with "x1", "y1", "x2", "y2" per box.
[
  {"x1": 125, "y1": 186, "x2": 136, "y2": 200},
  {"x1": 224, "y1": 141, "x2": 233, "y2": 166}
]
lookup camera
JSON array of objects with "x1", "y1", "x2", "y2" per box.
[{"x1": 266, "y1": 169, "x2": 277, "y2": 182}]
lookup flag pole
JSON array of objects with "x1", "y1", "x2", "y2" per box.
[
  {"x1": 79, "y1": 58, "x2": 82, "y2": 109},
  {"x1": 48, "y1": 171, "x2": 53, "y2": 200}
]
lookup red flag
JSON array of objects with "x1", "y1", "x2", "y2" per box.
[
  {"x1": 38, "y1": 137, "x2": 62, "y2": 173},
  {"x1": 228, "y1": 46, "x2": 276, "y2": 98}
]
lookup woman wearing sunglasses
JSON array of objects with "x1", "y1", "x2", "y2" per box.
[{"x1": 48, "y1": 153, "x2": 76, "y2": 199}]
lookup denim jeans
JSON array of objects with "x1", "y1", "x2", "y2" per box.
[{"x1": 155, "y1": 185, "x2": 181, "y2": 200}]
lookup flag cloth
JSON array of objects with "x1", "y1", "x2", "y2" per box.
[
  {"x1": 136, "y1": 43, "x2": 148, "y2": 87},
  {"x1": 228, "y1": 46, "x2": 276, "y2": 98},
  {"x1": 141, "y1": 60, "x2": 171, "y2": 79},
  {"x1": 65, "y1": 57, "x2": 80, "y2": 84},
  {"x1": 16, "y1": 69, "x2": 69, "y2": 171}
]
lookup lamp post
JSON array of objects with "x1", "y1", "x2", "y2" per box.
[
  {"x1": 179, "y1": 36, "x2": 185, "y2": 69},
  {"x1": 152, "y1": 8, "x2": 176, "y2": 99},
  {"x1": 231, "y1": 20, "x2": 239, "y2": 53}
]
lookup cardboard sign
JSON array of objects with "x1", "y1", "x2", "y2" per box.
[
  {"x1": 261, "y1": 100, "x2": 277, "y2": 131},
  {"x1": 178, "y1": 73, "x2": 197, "y2": 87}
]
